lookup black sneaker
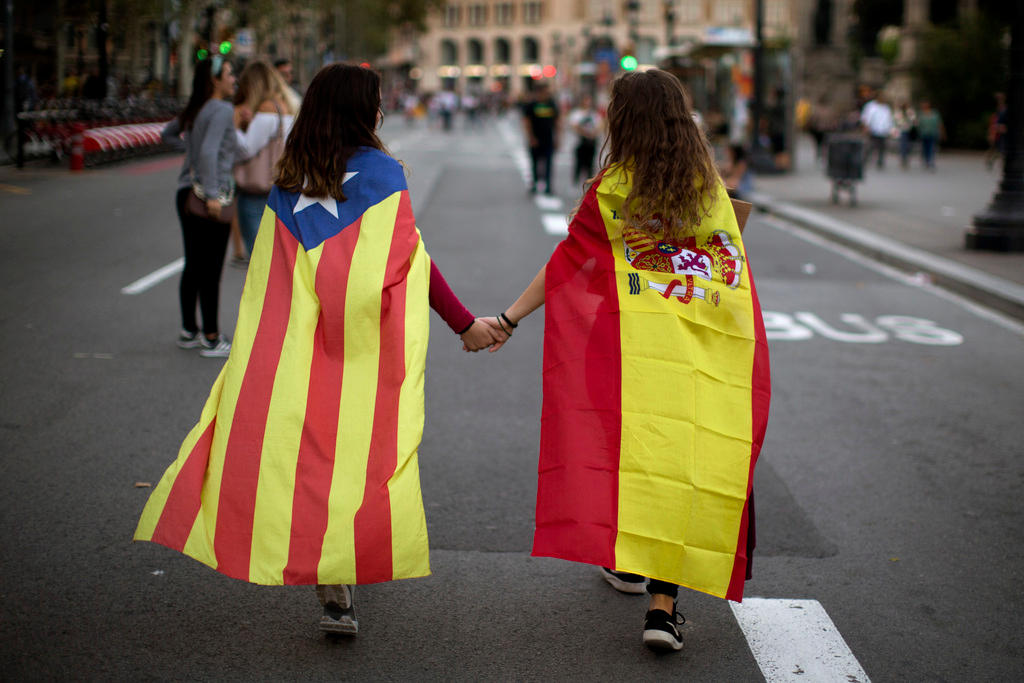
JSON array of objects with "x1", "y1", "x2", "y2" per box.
[
  {"x1": 600, "y1": 567, "x2": 647, "y2": 594},
  {"x1": 317, "y1": 585, "x2": 357, "y2": 636},
  {"x1": 643, "y1": 606, "x2": 685, "y2": 652}
]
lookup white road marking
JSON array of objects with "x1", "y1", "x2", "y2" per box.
[
  {"x1": 763, "y1": 215, "x2": 1024, "y2": 337},
  {"x1": 121, "y1": 258, "x2": 184, "y2": 295},
  {"x1": 534, "y1": 194, "x2": 564, "y2": 211},
  {"x1": 542, "y1": 214, "x2": 569, "y2": 236},
  {"x1": 731, "y1": 598, "x2": 871, "y2": 683}
]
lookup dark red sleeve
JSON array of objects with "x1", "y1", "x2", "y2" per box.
[{"x1": 429, "y1": 260, "x2": 475, "y2": 334}]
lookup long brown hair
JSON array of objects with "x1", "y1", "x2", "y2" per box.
[
  {"x1": 178, "y1": 56, "x2": 230, "y2": 131},
  {"x1": 234, "y1": 59, "x2": 276, "y2": 114},
  {"x1": 600, "y1": 69, "x2": 719, "y2": 239},
  {"x1": 275, "y1": 63, "x2": 385, "y2": 201}
]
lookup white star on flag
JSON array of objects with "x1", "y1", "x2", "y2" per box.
[{"x1": 293, "y1": 172, "x2": 359, "y2": 219}]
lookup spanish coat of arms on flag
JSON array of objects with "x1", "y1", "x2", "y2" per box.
[
  {"x1": 135, "y1": 148, "x2": 432, "y2": 586},
  {"x1": 534, "y1": 165, "x2": 771, "y2": 601}
]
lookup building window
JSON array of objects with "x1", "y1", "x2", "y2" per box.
[
  {"x1": 712, "y1": 0, "x2": 746, "y2": 25},
  {"x1": 676, "y1": 0, "x2": 703, "y2": 24},
  {"x1": 468, "y1": 4, "x2": 488, "y2": 26},
  {"x1": 523, "y1": 1, "x2": 543, "y2": 24},
  {"x1": 496, "y1": 2, "x2": 515, "y2": 25},
  {"x1": 443, "y1": 4, "x2": 462, "y2": 28}
]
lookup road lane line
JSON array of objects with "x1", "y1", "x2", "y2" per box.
[
  {"x1": 121, "y1": 258, "x2": 184, "y2": 295},
  {"x1": 541, "y1": 214, "x2": 569, "y2": 235},
  {"x1": 731, "y1": 598, "x2": 871, "y2": 683},
  {"x1": 763, "y1": 215, "x2": 1024, "y2": 337}
]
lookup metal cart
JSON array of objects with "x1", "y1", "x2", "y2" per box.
[{"x1": 826, "y1": 134, "x2": 865, "y2": 206}]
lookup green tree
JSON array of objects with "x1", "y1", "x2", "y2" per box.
[{"x1": 913, "y1": 11, "x2": 1009, "y2": 148}]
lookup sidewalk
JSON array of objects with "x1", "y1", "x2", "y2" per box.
[{"x1": 750, "y1": 136, "x2": 1024, "y2": 320}]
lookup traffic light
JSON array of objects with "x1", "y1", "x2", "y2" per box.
[
  {"x1": 620, "y1": 54, "x2": 638, "y2": 71},
  {"x1": 196, "y1": 48, "x2": 209, "y2": 61},
  {"x1": 218, "y1": 41, "x2": 232, "y2": 55}
]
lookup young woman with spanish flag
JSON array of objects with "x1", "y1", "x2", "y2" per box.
[
  {"x1": 135, "y1": 64, "x2": 505, "y2": 636},
  {"x1": 486, "y1": 69, "x2": 771, "y2": 652}
]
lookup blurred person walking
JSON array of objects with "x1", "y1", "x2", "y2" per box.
[
  {"x1": 916, "y1": 100, "x2": 945, "y2": 171},
  {"x1": 135, "y1": 63, "x2": 505, "y2": 638},
  {"x1": 861, "y1": 91, "x2": 894, "y2": 169},
  {"x1": 986, "y1": 92, "x2": 1007, "y2": 171},
  {"x1": 233, "y1": 60, "x2": 298, "y2": 257},
  {"x1": 521, "y1": 83, "x2": 559, "y2": 195},
  {"x1": 894, "y1": 102, "x2": 917, "y2": 169},
  {"x1": 161, "y1": 56, "x2": 238, "y2": 358},
  {"x1": 568, "y1": 93, "x2": 603, "y2": 185},
  {"x1": 485, "y1": 69, "x2": 769, "y2": 653}
]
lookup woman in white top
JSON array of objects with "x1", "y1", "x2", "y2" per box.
[{"x1": 233, "y1": 60, "x2": 298, "y2": 256}]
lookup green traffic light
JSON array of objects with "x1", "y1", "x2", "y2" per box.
[
  {"x1": 219, "y1": 41, "x2": 232, "y2": 55},
  {"x1": 197, "y1": 48, "x2": 209, "y2": 60},
  {"x1": 620, "y1": 54, "x2": 638, "y2": 71}
]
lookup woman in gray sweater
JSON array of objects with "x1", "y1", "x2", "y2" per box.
[{"x1": 161, "y1": 56, "x2": 238, "y2": 358}]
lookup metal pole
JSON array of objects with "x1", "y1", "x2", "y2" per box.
[
  {"x1": 3, "y1": 0, "x2": 15, "y2": 139},
  {"x1": 966, "y1": 3, "x2": 1024, "y2": 251}
]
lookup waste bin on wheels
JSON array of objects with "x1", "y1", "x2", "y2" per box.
[{"x1": 826, "y1": 133, "x2": 864, "y2": 206}]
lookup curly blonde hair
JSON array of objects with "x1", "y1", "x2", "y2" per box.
[{"x1": 599, "y1": 69, "x2": 719, "y2": 239}]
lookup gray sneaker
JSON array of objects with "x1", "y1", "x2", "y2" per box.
[
  {"x1": 317, "y1": 584, "x2": 357, "y2": 636},
  {"x1": 176, "y1": 330, "x2": 203, "y2": 349},
  {"x1": 199, "y1": 335, "x2": 231, "y2": 358}
]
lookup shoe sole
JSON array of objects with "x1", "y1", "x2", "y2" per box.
[
  {"x1": 176, "y1": 340, "x2": 203, "y2": 349},
  {"x1": 600, "y1": 568, "x2": 647, "y2": 595},
  {"x1": 198, "y1": 350, "x2": 230, "y2": 358},
  {"x1": 319, "y1": 616, "x2": 358, "y2": 635},
  {"x1": 643, "y1": 629, "x2": 683, "y2": 651}
]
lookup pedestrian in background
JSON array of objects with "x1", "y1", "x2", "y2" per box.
[
  {"x1": 861, "y1": 91, "x2": 894, "y2": 169},
  {"x1": 521, "y1": 82, "x2": 559, "y2": 195},
  {"x1": 722, "y1": 143, "x2": 754, "y2": 200},
  {"x1": 273, "y1": 57, "x2": 303, "y2": 113},
  {"x1": 485, "y1": 69, "x2": 769, "y2": 653},
  {"x1": 985, "y1": 92, "x2": 1007, "y2": 171},
  {"x1": 232, "y1": 59, "x2": 298, "y2": 258},
  {"x1": 894, "y1": 102, "x2": 917, "y2": 170},
  {"x1": 568, "y1": 93, "x2": 602, "y2": 186},
  {"x1": 916, "y1": 100, "x2": 945, "y2": 171},
  {"x1": 135, "y1": 63, "x2": 505, "y2": 639},
  {"x1": 160, "y1": 55, "x2": 238, "y2": 358}
]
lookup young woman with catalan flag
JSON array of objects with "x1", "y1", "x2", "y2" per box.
[
  {"x1": 135, "y1": 64, "x2": 505, "y2": 636},
  {"x1": 487, "y1": 69, "x2": 771, "y2": 652}
]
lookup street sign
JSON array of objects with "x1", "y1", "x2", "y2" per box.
[{"x1": 234, "y1": 28, "x2": 254, "y2": 57}]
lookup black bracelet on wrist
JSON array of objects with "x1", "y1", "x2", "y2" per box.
[
  {"x1": 496, "y1": 316, "x2": 512, "y2": 335},
  {"x1": 500, "y1": 312, "x2": 518, "y2": 329}
]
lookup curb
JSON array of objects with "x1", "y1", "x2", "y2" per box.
[{"x1": 749, "y1": 192, "x2": 1024, "y2": 322}]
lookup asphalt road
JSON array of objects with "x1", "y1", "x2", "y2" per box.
[{"x1": 1, "y1": 114, "x2": 1022, "y2": 681}]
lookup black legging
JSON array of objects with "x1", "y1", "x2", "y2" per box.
[{"x1": 175, "y1": 187, "x2": 230, "y2": 336}]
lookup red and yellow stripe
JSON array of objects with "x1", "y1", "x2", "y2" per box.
[
  {"x1": 534, "y1": 166, "x2": 770, "y2": 601},
  {"x1": 135, "y1": 190, "x2": 431, "y2": 586}
]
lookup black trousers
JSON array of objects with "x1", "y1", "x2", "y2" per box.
[
  {"x1": 175, "y1": 187, "x2": 230, "y2": 336},
  {"x1": 530, "y1": 144, "x2": 554, "y2": 192},
  {"x1": 574, "y1": 139, "x2": 597, "y2": 184}
]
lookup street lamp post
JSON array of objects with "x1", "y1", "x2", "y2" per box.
[{"x1": 966, "y1": 3, "x2": 1024, "y2": 251}]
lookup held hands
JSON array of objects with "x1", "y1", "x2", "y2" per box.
[
  {"x1": 460, "y1": 318, "x2": 508, "y2": 353},
  {"x1": 476, "y1": 314, "x2": 517, "y2": 353},
  {"x1": 206, "y1": 198, "x2": 222, "y2": 219}
]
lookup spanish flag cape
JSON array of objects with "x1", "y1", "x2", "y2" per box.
[
  {"x1": 135, "y1": 148, "x2": 432, "y2": 586},
  {"x1": 535, "y1": 165, "x2": 770, "y2": 601}
]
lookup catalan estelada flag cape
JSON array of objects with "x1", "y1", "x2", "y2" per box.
[
  {"x1": 135, "y1": 148, "x2": 432, "y2": 586},
  {"x1": 534, "y1": 165, "x2": 770, "y2": 601}
]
